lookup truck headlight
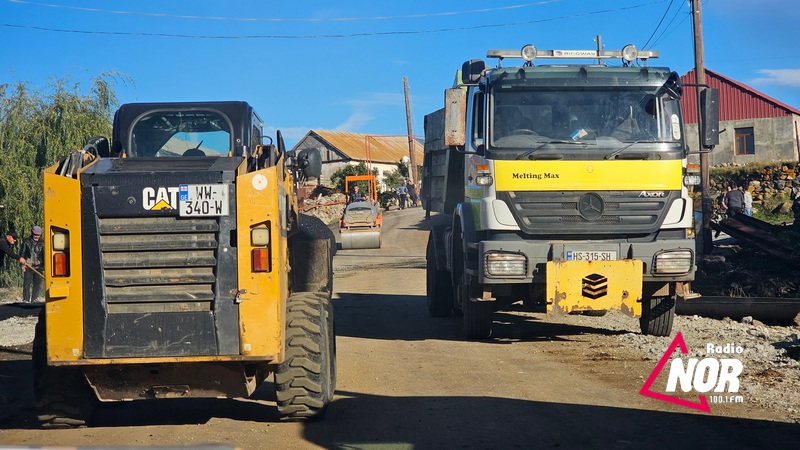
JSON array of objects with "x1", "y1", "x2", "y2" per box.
[
  {"x1": 476, "y1": 175, "x2": 493, "y2": 186},
  {"x1": 652, "y1": 249, "x2": 693, "y2": 274},
  {"x1": 485, "y1": 252, "x2": 527, "y2": 276}
]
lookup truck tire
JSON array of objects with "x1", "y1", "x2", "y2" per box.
[
  {"x1": 32, "y1": 311, "x2": 96, "y2": 428},
  {"x1": 426, "y1": 237, "x2": 453, "y2": 317},
  {"x1": 460, "y1": 277, "x2": 493, "y2": 339},
  {"x1": 275, "y1": 291, "x2": 336, "y2": 420},
  {"x1": 640, "y1": 295, "x2": 676, "y2": 336}
]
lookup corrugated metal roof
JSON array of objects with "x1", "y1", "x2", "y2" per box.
[
  {"x1": 311, "y1": 130, "x2": 424, "y2": 164},
  {"x1": 681, "y1": 69, "x2": 800, "y2": 123}
]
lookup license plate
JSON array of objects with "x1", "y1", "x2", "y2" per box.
[
  {"x1": 179, "y1": 184, "x2": 229, "y2": 217},
  {"x1": 566, "y1": 250, "x2": 617, "y2": 261}
]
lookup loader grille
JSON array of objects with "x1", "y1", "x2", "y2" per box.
[{"x1": 98, "y1": 216, "x2": 219, "y2": 313}]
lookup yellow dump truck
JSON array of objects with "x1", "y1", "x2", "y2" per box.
[{"x1": 422, "y1": 44, "x2": 718, "y2": 339}]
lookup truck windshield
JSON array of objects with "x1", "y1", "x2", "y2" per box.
[
  {"x1": 489, "y1": 87, "x2": 683, "y2": 158},
  {"x1": 130, "y1": 110, "x2": 232, "y2": 157}
]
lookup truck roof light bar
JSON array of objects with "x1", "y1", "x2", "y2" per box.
[{"x1": 487, "y1": 44, "x2": 658, "y2": 64}]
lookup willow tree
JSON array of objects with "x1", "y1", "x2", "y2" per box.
[{"x1": 0, "y1": 72, "x2": 125, "y2": 286}]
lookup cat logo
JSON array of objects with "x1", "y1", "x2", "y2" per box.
[{"x1": 143, "y1": 187, "x2": 180, "y2": 211}]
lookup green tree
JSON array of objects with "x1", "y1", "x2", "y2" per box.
[
  {"x1": 330, "y1": 162, "x2": 378, "y2": 194},
  {"x1": 0, "y1": 72, "x2": 124, "y2": 286}
]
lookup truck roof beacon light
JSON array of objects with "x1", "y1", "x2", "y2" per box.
[
  {"x1": 521, "y1": 44, "x2": 537, "y2": 62},
  {"x1": 621, "y1": 44, "x2": 639, "y2": 62}
]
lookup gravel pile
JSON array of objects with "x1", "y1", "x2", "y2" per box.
[{"x1": 580, "y1": 309, "x2": 800, "y2": 422}]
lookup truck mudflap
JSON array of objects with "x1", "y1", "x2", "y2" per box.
[{"x1": 546, "y1": 260, "x2": 643, "y2": 317}]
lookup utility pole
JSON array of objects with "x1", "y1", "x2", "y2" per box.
[
  {"x1": 596, "y1": 34, "x2": 603, "y2": 65},
  {"x1": 692, "y1": 0, "x2": 713, "y2": 255},
  {"x1": 403, "y1": 77, "x2": 418, "y2": 185}
]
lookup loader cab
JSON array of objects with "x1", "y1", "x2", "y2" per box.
[{"x1": 110, "y1": 101, "x2": 258, "y2": 160}]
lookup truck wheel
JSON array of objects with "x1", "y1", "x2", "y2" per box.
[
  {"x1": 426, "y1": 237, "x2": 453, "y2": 317},
  {"x1": 460, "y1": 277, "x2": 493, "y2": 339},
  {"x1": 32, "y1": 311, "x2": 96, "y2": 428},
  {"x1": 275, "y1": 291, "x2": 336, "y2": 420},
  {"x1": 640, "y1": 295, "x2": 676, "y2": 336}
]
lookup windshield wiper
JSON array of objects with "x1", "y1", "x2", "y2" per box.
[
  {"x1": 604, "y1": 140, "x2": 658, "y2": 160},
  {"x1": 516, "y1": 140, "x2": 590, "y2": 160}
]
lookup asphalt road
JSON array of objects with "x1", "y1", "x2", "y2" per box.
[{"x1": 0, "y1": 207, "x2": 798, "y2": 449}]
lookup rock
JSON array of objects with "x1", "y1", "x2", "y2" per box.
[{"x1": 742, "y1": 316, "x2": 754, "y2": 324}]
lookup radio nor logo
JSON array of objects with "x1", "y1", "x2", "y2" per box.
[{"x1": 639, "y1": 332, "x2": 744, "y2": 412}]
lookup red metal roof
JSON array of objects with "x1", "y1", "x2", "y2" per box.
[{"x1": 681, "y1": 68, "x2": 800, "y2": 124}]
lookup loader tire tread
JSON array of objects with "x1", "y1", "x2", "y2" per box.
[{"x1": 275, "y1": 291, "x2": 336, "y2": 420}]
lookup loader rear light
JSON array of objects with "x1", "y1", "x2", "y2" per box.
[
  {"x1": 52, "y1": 252, "x2": 69, "y2": 277},
  {"x1": 252, "y1": 248, "x2": 271, "y2": 272},
  {"x1": 251, "y1": 226, "x2": 270, "y2": 246}
]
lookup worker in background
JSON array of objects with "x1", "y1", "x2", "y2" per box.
[
  {"x1": 742, "y1": 186, "x2": 753, "y2": 217},
  {"x1": 406, "y1": 179, "x2": 419, "y2": 207},
  {"x1": 349, "y1": 185, "x2": 366, "y2": 203},
  {"x1": 396, "y1": 182, "x2": 408, "y2": 210},
  {"x1": 21, "y1": 226, "x2": 44, "y2": 303},
  {"x1": 722, "y1": 184, "x2": 744, "y2": 217},
  {"x1": 0, "y1": 230, "x2": 26, "y2": 275}
]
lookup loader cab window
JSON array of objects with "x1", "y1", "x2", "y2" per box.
[{"x1": 129, "y1": 110, "x2": 232, "y2": 157}]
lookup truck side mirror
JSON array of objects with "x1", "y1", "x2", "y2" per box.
[
  {"x1": 461, "y1": 59, "x2": 486, "y2": 84},
  {"x1": 700, "y1": 88, "x2": 720, "y2": 147}
]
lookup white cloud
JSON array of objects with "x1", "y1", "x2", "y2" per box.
[
  {"x1": 750, "y1": 69, "x2": 800, "y2": 87},
  {"x1": 334, "y1": 111, "x2": 374, "y2": 132}
]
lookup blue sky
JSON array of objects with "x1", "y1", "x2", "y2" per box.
[{"x1": 2, "y1": 0, "x2": 798, "y2": 149}]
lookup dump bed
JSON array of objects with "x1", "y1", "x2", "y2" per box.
[{"x1": 422, "y1": 89, "x2": 467, "y2": 215}]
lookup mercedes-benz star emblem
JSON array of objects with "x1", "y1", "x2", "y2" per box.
[{"x1": 577, "y1": 193, "x2": 604, "y2": 220}]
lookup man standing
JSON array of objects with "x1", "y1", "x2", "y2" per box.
[
  {"x1": 396, "y1": 183, "x2": 408, "y2": 210},
  {"x1": 742, "y1": 186, "x2": 753, "y2": 216},
  {"x1": 21, "y1": 226, "x2": 44, "y2": 303},
  {"x1": 723, "y1": 184, "x2": 744, "y2": 217},
  {"x1": 406, "y1": 179, "x2": 419, "y2": 207},
  {"x1": 1, "y1": 230, "x2": 26, "y2": 271}
]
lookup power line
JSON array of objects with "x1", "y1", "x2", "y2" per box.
[
  {"x1": 649, "y1": 1, "x2": 693, "y2": 49},
  {"x1": 7, "y1": 0, "x2": 563, "y2": 22},
  {"x1": 0, "y1": 1, "x2": 668, "y2": 40},
  {"x1": 641, "y1": 0, "x2": 675, "y2": 49}
]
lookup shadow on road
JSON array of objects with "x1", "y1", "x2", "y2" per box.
[
  {"x1": 302, "y1": 389, "x2": 800, "y2": 449},
  {"x1": 334, "y1": 292, "x2": 629, "y2": 343}
]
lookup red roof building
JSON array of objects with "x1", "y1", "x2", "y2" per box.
[{"x1": 681, "y1": 69, "x2": 800, "y2": 165}]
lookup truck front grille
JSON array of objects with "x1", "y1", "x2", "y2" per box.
[
  {"x1": 498, "y1": 190, "x2": 679, "y2": 235},
  {"x1": 98, "y1": 216, "x2": 219, "y2": 313}
]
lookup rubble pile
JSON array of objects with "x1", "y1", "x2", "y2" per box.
[{"x1": 300, "y1": 192, "x2": 346, "y2": 225}]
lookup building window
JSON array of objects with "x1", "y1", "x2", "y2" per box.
[{"x1": 735, "y1": 127, "x2": 755, "y2": 155}]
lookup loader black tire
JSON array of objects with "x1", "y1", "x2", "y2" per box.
[
  {"x1": 275, "y1": 291, "x2": 336, "y2": 420},
  {"x1": 640, "y1": 295, "x2": 676, "y2": 337},
  {"x1": 32, "y1": 311, "x2": 96, "y2": 429},
  {"x1": 426, "y1": 237, "x2": 453, "y2": 317},
  {"x1": 460, "y1": 277, "x2": 493, "y2": 340}
]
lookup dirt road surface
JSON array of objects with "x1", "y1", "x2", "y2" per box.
[{"x1": 1, "y1": 207, "x2": 799, "y2": 449}]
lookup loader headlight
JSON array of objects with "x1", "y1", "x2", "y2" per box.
[
  {"x1": 652, "y1": 249, "x2": 693, "y2": 274},
  {"x1": 485, "y1": 252, "x2": 527, "y2": 276}
]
